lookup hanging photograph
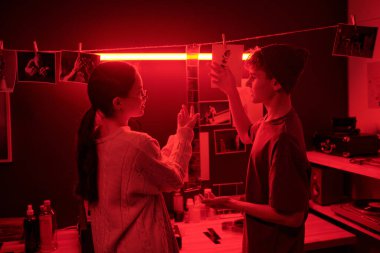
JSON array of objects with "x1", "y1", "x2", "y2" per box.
[
  {"x1": 17, "y1": 51, "x2": 56, "y2": 83},
  {"x1": 59, "y1": 51, "x2": 100, "y2": 84},
  {"x1": 214, "y1": 128, "x2": 246, "y2": 155},
  {"x1": 199, "y1": 132, "x2": 210, "y2": 180},
  {"x1": 0, "y1": 92, "x2": 12, "y2": 162},
  {"x1": 211, "y1": 44, "x2": 244, "y2": 88},
  {"x1": 332, "y1": 24, "x2": 378, "y2": 58},
  {"x1": 199, "y1": 100, "x2": 231, "y2": 126},
  {"x1": 0, "y1": 50, "x2": 17, "y2": 92},
  {"x1": 367, "y1": 61, "x2": 380, "y2": 108}
]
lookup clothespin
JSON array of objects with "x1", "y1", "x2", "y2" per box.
[
  {"x1": 248, "y1": 46, "x2": 261, "y2": 56},
  {"x1": 0, "y1": 40, "x2": 3, "y2": 50},
  {"x1": 222, "y1": 33, "x2": 226, "y2": 48},
  {"x1": 350, "y1": 14, "x2": 356, "y2": 26},
  {"x1": 78, "y1": 42, "x2": 82, "y2": 57},
  {"x1": 33, "y1": 40, "x2": 39, "y2": 53},
  {"x1": 350, "y1": 14, "x2": 357, "y2": 32}
]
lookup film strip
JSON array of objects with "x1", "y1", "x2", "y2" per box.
[{"x1": 186, "y1": 44, "x2": 201, "y2": 182}]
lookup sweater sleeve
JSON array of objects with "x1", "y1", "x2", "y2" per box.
[
  {"x1": 161, "y1": 134, "x2": 175, "y2": 159},
  {"x1": 136, "y1": 127, "x2": 194, "y2": 192}
]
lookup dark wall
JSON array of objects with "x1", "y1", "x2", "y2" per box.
[{"x1": 0, "y1": 0, "x2": 347, "y2": 227}]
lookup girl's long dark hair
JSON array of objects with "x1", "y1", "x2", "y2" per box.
[
  {"x1": 76, "y1": 107, "x2": 98, "y2": 203},
  {"x1": 76, "y1": 62, "x2": 136, "y2": 203}
]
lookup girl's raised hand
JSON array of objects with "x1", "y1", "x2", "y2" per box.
[{"x1": 177, "y1": 104, "x2": 199, "y2": 129}]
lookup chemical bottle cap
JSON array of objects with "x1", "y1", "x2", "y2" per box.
[
  {"x1": 204, "y1": 188, "x2": 212, "y2": 194},
  {"x1": 26, "y1": 204, "x2": 34, "y2": 216},
  {"x1": 43, "y1": 200, "x2": 51, "y2": 206},
  {"x1": 186, "y1": 198, "x2": 194, "y2": 207},
  {"x1": 194, "y1": 195, "x2": 201, "y2": 206}
]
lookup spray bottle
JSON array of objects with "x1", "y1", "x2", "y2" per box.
[
  {"x1": 173, "y1": 190, "x2": 184, "y2": 222},
  {"x1": 39, "y1": 204, "x2": 53, "y2": 252},
  {"x1": 24, "y1": 204, "x2": 39, "y2": 253},
  {"x1": 44, "y1": 200, "x2": 57, "y2": 249}
]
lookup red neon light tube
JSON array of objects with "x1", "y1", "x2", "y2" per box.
[{"x1": 99, "y1": 53, "x2": 250, "y2": 61}]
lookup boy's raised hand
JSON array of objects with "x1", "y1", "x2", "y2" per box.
[{"x1": 209, "y1": 62, "x2": 237, "y2": 95}]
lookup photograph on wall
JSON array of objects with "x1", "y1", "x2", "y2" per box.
[
  {"x1": 367, "y1": 61, "x2": 380, "y2": 108},
  {"x1": 59, "y1": 51, "x2": 100, "y2": 84},
  {"x1": 0, "y1": 93, "x2": 12, "y2": 162},
  {"x1": 211, "y1": 44, "x2": 244, "y2": 88},
  {"x1": 199, "y1": 100, "x2": 231, "y2": 126},
  {"x1": 214, "y1": 128, "x2": 246, "y2": 155},
  {"x1": 199, "y1": 132, "x2": 210, "y2": 181},
  {"x1": 332, "y1": 24, "x2": 378, "y2": 58},
  {"x1": 0, "y1": 50, "x2": 17, "y2": 92},
  {"x1": 17, "y1": 51, "x2": 56, "y2": 83}
]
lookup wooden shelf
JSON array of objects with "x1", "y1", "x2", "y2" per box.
[
  {"x1": 309, "y1": 200, "x2": 380, "y2": 240},
  {"x1": 307, "y1": 151, "x2": 380, "y2": 180}
]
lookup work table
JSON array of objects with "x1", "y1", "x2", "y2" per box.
[
  {"x1": 177, "y1": 213, "x2": 355, "y2": 252},
  {"x1": 0, "y1": 213, "x2": 355, "y2": 252}
]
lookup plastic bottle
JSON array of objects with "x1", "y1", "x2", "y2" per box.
[
  {"x1": 203, "y1": 189, "x2": 211, "y2": 219},
  {"x1": 39, "y1": 205, "x2": 53, "y2": 252},
  {"x1": 44, "y1": 200, "x2": 57, "y2": 249},
  {"x1": 200, "y1": 202, "x2": 208, "y2": 220},
  {"x1": 172, "y1": 224, "x2": 182, "y2": 249},
  {"x1": 184, "y1": 198, "x2": 194, "y2": 223},
  {"x1": 173, "y1": 190, "x2": 184, "y2": 222},
  {"x1": 24, "y1": 204, "x2": 39, "y2": 253},
  {"x1": 203, "y1": 188, "x2": 212, "y2": 199},
  {"x1": 192, "y1": 196, "x2": 201, "y2": 223}
]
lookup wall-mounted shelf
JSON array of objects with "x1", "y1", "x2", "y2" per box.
[
  {"x1": 307, "y1": 151, "x2": 380, "y2": 180},
  {"x1": 309, "y1": 200, "x2": 380, "y2": 240}
]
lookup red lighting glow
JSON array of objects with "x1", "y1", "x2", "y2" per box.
[{"x1": 99, "y1": 53, "x2": 250, "y2": 61}]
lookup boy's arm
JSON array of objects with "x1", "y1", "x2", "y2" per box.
[
  {"x1": 226, "y1": 88, "x2": 253, "y2": 144},
  {"x1": 203, "y1": 197, "x2": 304, "y2": 228},
  {"x1": 229, "y1": 199, "x2": 305, "y2": 228}
]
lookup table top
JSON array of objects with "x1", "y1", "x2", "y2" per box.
[
  {"x1": 177, "y1": 213, "x2": 356, "y2": 253},
  {"x1": 1, "y1": 213, "x2": 355, "y2": 253}
]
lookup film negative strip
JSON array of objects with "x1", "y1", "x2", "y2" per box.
[{"x1": 186, "y1": 44, "x2": 201, "y2": 182}]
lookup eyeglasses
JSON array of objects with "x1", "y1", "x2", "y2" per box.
[{"x1": 140, "y1": 89, "x2": 147, "y2": 99}]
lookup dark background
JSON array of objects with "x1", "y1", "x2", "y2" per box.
[{"x1": 0, "y1": 0, "x2": 347, "y2": 227}]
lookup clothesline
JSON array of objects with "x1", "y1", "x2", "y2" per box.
[
  {"x1": 85, "y1": 16, "x2": 379, "y2": 52},
  {"x1": 84, "y1": 24, "x2": 339, "y2": 53},
  {"x1": 1, "y1": 24, "x2": 340, "y2": 54}
]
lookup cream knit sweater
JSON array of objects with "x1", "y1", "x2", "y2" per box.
[{"x1": 90, "y1": 126, "x2": 193, "y2": 253}]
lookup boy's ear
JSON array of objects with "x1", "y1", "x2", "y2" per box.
[
  {"x1": 112, "y1": 97, "x2": 122, "y2": 110},
  {"x1": 273, "y1": 80, "x2": 283, "y2": 92}
]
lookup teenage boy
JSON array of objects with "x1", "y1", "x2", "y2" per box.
[{"x1": 203, "y1": 44, "x2": 311, "y2": 253}]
